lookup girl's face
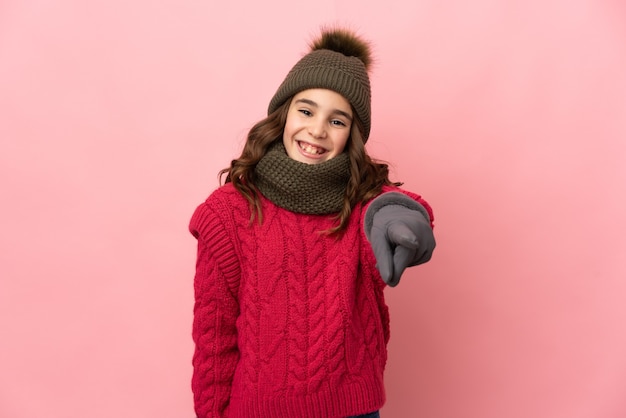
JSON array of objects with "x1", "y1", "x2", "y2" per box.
[{"x1": 282, "y1": 88, "x2": 353, "y2": 164}]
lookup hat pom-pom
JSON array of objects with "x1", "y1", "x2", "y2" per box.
[{"x1": 309, "y1": 28, "x2": 373, "y2": 71}]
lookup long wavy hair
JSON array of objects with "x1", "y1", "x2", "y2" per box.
[{"x1": 219, "y1": 97, "x2": 400, "y2": 234}]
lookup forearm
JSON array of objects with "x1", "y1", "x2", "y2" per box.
[
  {"x1": 190, "y1": 202, "x2": 241, "y2": 418},
  {"x1": 192, "y1": 294, "x2": 239, "y2": 418}
]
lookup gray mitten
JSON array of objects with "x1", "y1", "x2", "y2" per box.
[{"x1": 364, "y1": 192, "x2": 435, "y2": 287}]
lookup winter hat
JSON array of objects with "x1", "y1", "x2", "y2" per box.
[{"x1": 268, "y1": 28, "x2": 373, "y2": 141}]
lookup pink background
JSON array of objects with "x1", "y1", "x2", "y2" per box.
[{"x1": 1, "y1": 1, "x2": 625, "y2": 417}]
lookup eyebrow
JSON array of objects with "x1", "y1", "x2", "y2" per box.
[{"x1": 295, "y1": 98, "x2": 353, "y2": 121}]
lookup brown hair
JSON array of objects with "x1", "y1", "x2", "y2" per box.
[{"x1": 219, "y1": 99, "x2": 399, "y2": 234}]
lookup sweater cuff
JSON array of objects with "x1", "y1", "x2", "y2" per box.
[{"x1": 364, "y1": 192, "x2": 431, "y2": 239}]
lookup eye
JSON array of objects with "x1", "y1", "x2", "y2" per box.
[
  {"x1": 331, "y1": 119, "x2": 347, "y2": 127},
  {"x1": 298, "y1": 109, "x2": 312, "y2": 116}
]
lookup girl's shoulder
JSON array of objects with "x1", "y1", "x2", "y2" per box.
[
  {"x1": 198, "y1": 182, "x2": 249, "y2": 211},
  {"x1": 190, "y1": 183, "x2": 250, "y2": 239}
]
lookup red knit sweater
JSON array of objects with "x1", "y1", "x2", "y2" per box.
[{"x1": 189, "y1": 183, "x2": 433, "y2": 418}]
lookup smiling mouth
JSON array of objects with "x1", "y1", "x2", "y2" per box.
[{"x1": 298, "y1": 141, "x2": 326, "y2": 155}]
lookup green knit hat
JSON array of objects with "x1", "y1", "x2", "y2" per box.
[{"x1": 268, "y1": 28, "x2": 373, "y2": 141}]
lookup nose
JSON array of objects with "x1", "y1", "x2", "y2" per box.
[{"x1": 308, "y1": 118, "x2": 327, "y2": 139}]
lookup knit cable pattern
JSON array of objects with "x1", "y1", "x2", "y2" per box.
[{"x1": 190, "y1": 183, "x2": 433, "y2": 417}]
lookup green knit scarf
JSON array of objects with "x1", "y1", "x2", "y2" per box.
[{"x1": 254, "y1": 141, "x2": 350, "y2": 215}]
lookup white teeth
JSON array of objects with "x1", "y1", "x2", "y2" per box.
[{"x1": 299, "y1": 142, "x2": 324, "y2": 155}]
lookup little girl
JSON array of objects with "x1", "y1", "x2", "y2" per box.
[{"x1": 189, "y1": 27, "x2": 436, "y2": 418}]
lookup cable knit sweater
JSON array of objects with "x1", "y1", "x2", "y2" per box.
[{"x1": 189, "y1": 183, "x2": 434, "y2": 418}]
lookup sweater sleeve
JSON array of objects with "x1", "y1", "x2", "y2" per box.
[{"x1": 189, "y1": 200, "x2": 241, "y2": 418}]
